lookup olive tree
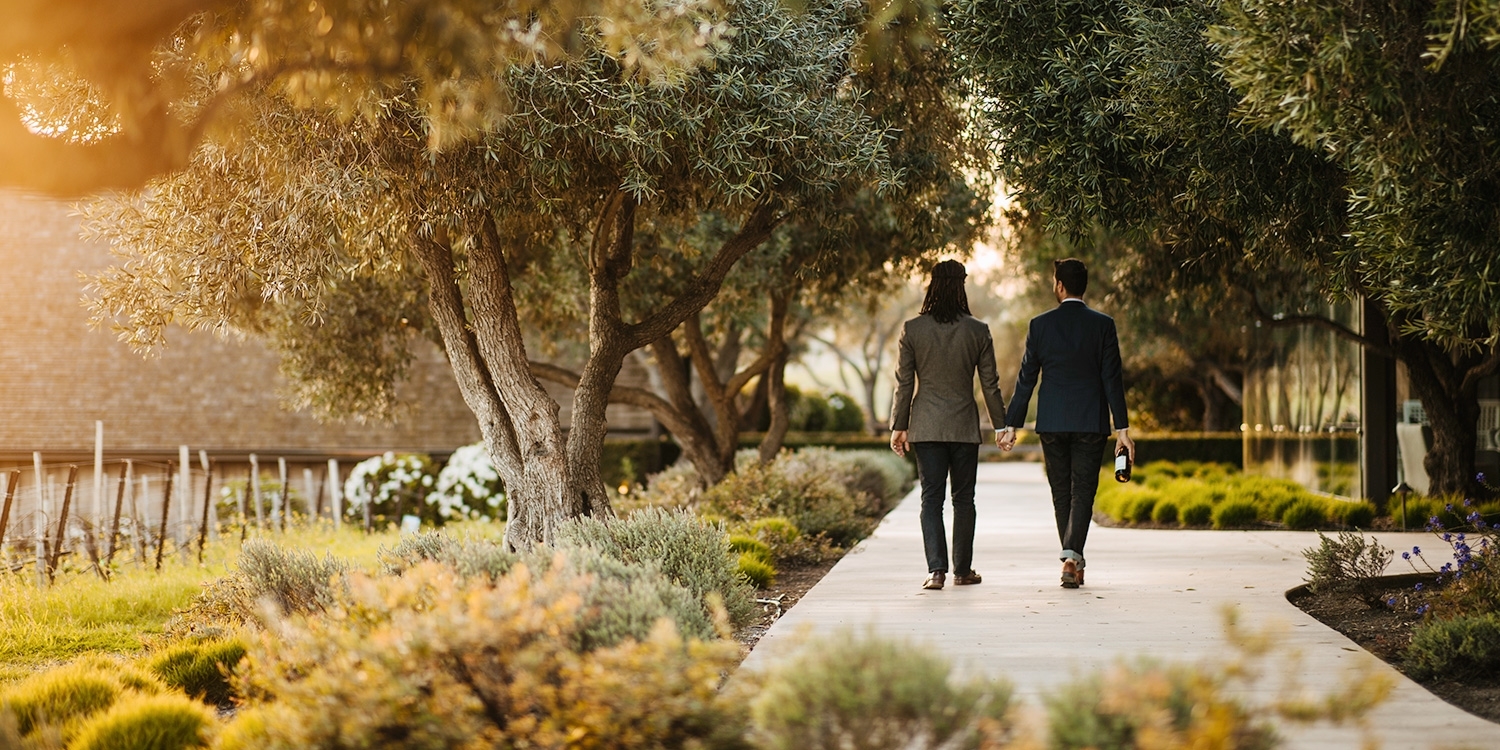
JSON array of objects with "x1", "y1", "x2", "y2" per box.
[
  {"x1": 86, "y1": 0, "x2": 895, "y2": 549},
  {"x1": 533, "y1": 42, "x2": 991, "y2": 481},
  {"x1": 0, "y1": 0, "x2": 727, "y2": 197},
  {"x1": 950, "y1": 0, "x2": 1500, "y2": 496}
]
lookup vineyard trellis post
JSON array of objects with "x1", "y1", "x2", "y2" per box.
[
  {"x1": 276, "y1": 457, "x2": 288, "y2": 531},
  {"x1": 328, "y1": 459, "x2": 342, "y2": 532},
  {"x1": 249, "y1": 454, "x2": 262, "y2": 530},
  {"x1": 47, "y1": 464, "x2": 78, "y2": 582},
  {"x1": 32, "y1": 452, "x2": 44, "y2": 588},
  {"x1": 198, "y1": 454, "x2": 214, "y2": 562},
  {"x1": 0, "y1": 470, "x2": 17, "y2": 571},
  {"x1": 153, "y1": 463, "x2": 173, "y2": 572},
  {"x1": 92, "y1": 421, "x2": 103, "y2": 540},
  {"x1": 105, "y1": 461, "x2": 127, "y2": 567}
]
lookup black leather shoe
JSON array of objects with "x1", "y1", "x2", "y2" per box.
[
  {"x1": 923, "y1": 572, "x2": 945, "y2": 590},
  {"x1": 953, "y1": 571, "x2": 982, "y2": 585}
]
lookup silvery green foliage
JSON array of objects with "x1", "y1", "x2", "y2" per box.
[
  {"x1": 83, "y1": 0, "x2": 895, "y2": 422},
  {"x1": 380, "y1": 531, "x2": 714, "y2": 646},
  {"x1": 430, "y1": 443, "x2": 506, "y2": 522},
  {"x1": 342, "y1": 452, "x2": 441, "y2": 526},
  {"x1": 554, "y1": 508, "x2": 756, "y2": 627}
]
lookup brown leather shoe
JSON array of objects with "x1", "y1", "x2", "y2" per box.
[
  {"x1": 923, "y1": 572, "x2": 945, "y2": 590},
  {"x1": 1061, "y1": 560, "x2": 1079, "y2": 589},
  {"x1": 953, "y1": 571, "x2": 982, "y2": 586},
  {"x1": 1076, "y1": 567, "x2": 1085, "y2": 586}
]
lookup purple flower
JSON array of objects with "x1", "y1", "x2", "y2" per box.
[
  {"x1": 1386, "y1": 597, "x2": 1397, "y2": 607},
  {"x1": 1413, "y1": 546, "x2": 1422, "y2": 555},
  {"x1": 1443, "y1": 533, "x2": 1453, "y2": 542},
  {"x1": 1446, "y1": 503, "x2": 1456, "y2": 512},
  {"x1": 1415, "y1": 582, "x2": 1424, "y2": 591},
  {"x1": 1418, "y1": 604, "x2": 1431, "y2": 615},
  {"x1": 1479, "y1": 472, "x2": 1488, "y2": 484},
  {"x1": 1403, "y1": 551, "x2": 1411, "y2": 560}
]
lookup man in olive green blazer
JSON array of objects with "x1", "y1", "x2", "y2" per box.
[{"x1": 889, "y1": 260, "x2": 1006, "y2": 590}]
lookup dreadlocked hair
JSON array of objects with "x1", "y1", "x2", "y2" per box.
[{"x1": 920, "y1": 276, "x2": 970, "y2": 324}]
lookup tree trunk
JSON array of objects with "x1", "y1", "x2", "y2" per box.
[
  {"x1": 861, "y1": 370, "x2": 881, "y2": 435},
  {"x1": 1396, "y1": 336, "x2": 1489, "y2": 499},
  {"x1": 650, "y1": 337, "x2": 731, "y2": 484},
  {"x1": 759, "y1": 349, "x2": 792, "y2": 463}
]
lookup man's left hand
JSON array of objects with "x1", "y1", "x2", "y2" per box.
[{"x1": 1117, "y1": 428, "x2": 1136, "y2": 463}]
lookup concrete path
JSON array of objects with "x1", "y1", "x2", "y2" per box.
[{"x1": 740, "y1": 463, "x2": 1500, "y2": 750}]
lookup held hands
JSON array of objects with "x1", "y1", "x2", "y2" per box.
[
  {"x1": 997, "y1": 427, "x2": 1017, "y2": 451},
  {"x1": 890, "y1": 429, "x2": 909, "y2": 457}
]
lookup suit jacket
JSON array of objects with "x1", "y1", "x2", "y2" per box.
[
  {"x1": 1005, "y1": 300, "x2": 1128, "y2": 434},
  {"x1": 890, "y1": 314, "x2": 1007, "y2": 443}
]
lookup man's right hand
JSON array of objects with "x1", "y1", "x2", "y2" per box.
[
  {"x1": 890, "y1": 429, "x2": 909, "y2": 457},
  {"x1": 997, "y1": 427, "x2": 1017, "y2": 451}
]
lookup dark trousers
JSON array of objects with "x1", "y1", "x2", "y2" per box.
[
  {"x1": 913, "y1": 442, "x2": 979, "y2": 574},
  {"x1": 1039, "y1": 432, "x2": 1108, "y2": 565}
]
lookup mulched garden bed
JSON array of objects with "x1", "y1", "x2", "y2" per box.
[
  {"x1": 1289, "y1": 574, "x2": 1500, "y2": 724},
  {"x1": 735, "y1": 556, "x2": 842, "y2": 657}
]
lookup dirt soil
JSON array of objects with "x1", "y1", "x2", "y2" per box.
[
  {"x1": 735, "y1": 557, "x2": 841, "y2": 658},
  {"x1": 1289, "y1": 579, "x2": 1500, "y2": 724}
]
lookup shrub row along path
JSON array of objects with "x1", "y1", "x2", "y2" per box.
[{"x1": 740, "y1": 462, "x2": 1500, "y2": 749}]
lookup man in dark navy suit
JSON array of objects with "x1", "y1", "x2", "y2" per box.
[{"x1": 999, "y1": 258, "x2": 1132, "y2": 588}]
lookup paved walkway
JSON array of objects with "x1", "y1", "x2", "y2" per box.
[{"x1": 740, "y1": 463, "x2": 1500, "y2": 749}]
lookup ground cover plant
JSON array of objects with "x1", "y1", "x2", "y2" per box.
[
  {"x1": 1096, "y1": 461, "x2": 1378, "y2": 530},
  {"x1": 0, "y1": 524, "x2": 404, "y2": 682},
  {"x1": 1292, "y1": 504, "x2": 1500, "y2": 721}
]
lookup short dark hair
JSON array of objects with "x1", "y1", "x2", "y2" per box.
[{"x1": 1054, "y1": 258, "x2": 1087, "y2": 297}]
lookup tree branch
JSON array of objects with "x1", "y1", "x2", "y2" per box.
[
  {"x1": 624, "y1": 200, "x2": 783, "y2": 349},
  {"x1": 1461, "y1": 348, "x2": 1500, "y2": 395},
  {"x1": 530, "y1": 360, "x2": 709, "y2": 452},
  {"x1": 724, "y1": 291, "x2": 789, "y2": 396},
  {"x1": 1248, "y1": 292, "x2": 1396, "y2": 358}
]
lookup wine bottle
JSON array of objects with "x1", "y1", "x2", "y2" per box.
[{"x1": 1114, "y1": 446, "x2": 1132, "y2": 483}]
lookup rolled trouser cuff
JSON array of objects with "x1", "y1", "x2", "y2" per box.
[{"x1": 1060, "y1": 549, "x2": 1086, "y2": 568}]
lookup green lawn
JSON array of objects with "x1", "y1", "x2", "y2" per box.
[{"x1": 0, "y1": 521, "x2": 501, "y2": 681}]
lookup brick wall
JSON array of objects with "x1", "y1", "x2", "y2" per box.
[{"x1": 0, "y1": 191, "x2": 653, "y2": 457}]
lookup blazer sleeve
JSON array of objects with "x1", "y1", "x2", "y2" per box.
[
  {"x1": 976, "y1": 325, "x2": 1007, "y2": 430},
  {"x1": 1005, "y1": 318, "x2": 1041, "y2": 428},
  {"x1": 1101, "y1": 318, "x2": 1129, "y2": 430},
  {"x1": 889, "y1": 321, "x2": 916, "y2": 431}
]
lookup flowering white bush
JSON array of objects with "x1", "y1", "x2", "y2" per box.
[
  {"x1": 429, "y1": 443, "x2": 506, "y2": 522},
  {"x1": 343, "y1": 452, "x2": 439, "y2": 526}
]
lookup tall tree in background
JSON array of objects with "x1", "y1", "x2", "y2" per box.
[
  {"x1": 83, "y1": 0, "x2": 895, "y2": 549},
  {"x1": 548, "y1": 39, "x2": 991, "y2": 478},
  {"x1": 1214, "y1": 0, "x2": 1500, "y2": 497},
  {"x1": 950, "y1": 0, "x2": 1499, "y2": 496}
]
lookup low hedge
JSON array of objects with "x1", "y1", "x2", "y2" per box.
[
  {"x1": 1107, "y1": 433, "x2": 1243, "y2": 469},
  {"x1": 1096, "y1": 460, "x2": 1378, "y2": 530}
]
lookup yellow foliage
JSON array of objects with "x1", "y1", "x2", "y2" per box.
[{"x1": 228, "y1": 558, "x2": 746, "y2": 749}]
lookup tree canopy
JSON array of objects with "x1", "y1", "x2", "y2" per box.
[
  {"x1": 949, "y1": 0, "x2": 1500, "y2": 496},
  {"x1": 83, "y1": 0, "x2": 914, "y2": 548}
]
